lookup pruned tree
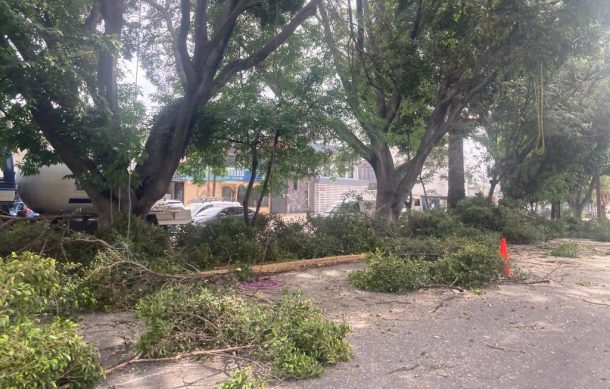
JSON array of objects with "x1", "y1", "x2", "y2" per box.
[
  {"x1": 318, "y1": 0, "x2": 606, "y2": 224},
  {"x1": 0, "y1": 0, "x2": 321, "y2": 227}
]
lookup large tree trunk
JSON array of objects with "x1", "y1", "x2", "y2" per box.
[
  {"x1": 551, "y1": 201, "x2": 561, "y2": 220},
  {"x1": 447, "y1": 128, "x2": 465, "y2": 210},
  {"x1": 596, "y1": 174, "x2": 606, "y2": 221},
  {"x1": 488, "y1": 177, "x2": 499, "y2": 200},
  {"x1": 373, "y1": 163, "x2": 413, "y2": 225}
]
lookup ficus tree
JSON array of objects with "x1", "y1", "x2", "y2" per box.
[
  {"x1": 179, "y1": 23, "x2": 336, "y2": 224},
  {"x1": 318, "y1": 0, "x2": 607, "y2": 225},
  {"x1": 0, "y1": 0, "x2": 321, "y2": 228},
  {"x1": 494, "y1": 51, "x2": 610, "y2": 219}
]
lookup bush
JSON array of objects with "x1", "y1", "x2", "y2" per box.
[
  {"x1": 404, "y1": 210, "x2": 465, "y2": 238},
  {"x1": 0, "y1": 318, "x2": 104, "y2": 388},
  {"x1": 135, "y1": 286, "x2": 350, "y2": 379},
  {"x1": 219, "y1": 367, "x2": 267, "y2": 389},
  {"x1": 349, "y1": 251, "x2": 433, "y2": 293},
  {"x1": 377, "y1": 237, "x2": 444, "y2": 260},
  {"x1": 454, "y1": 196, "x2": 498, "y2": 230},
  {"x1": 97, "y1": 213, "x2": 171, "y2": 259},
  {"x1": 175, "y1": 219, "x2": 264, "y2": 268},
  {"x1": 307, "y1": 213, "x2": 380, "y2": 255},
  {"x1": 548, "y1": 241, "x2": 580, "y2": 257},
  {"x1": 434, "y1": 241, "x2": 503, "y2": 288},
  {"x1": 568, "y1": 219, "x2": 610, "y2": 242},
  {"x1": 0, "y1": 252, "x2": 103, "y2": 388},
  {"x1": 349, "y1": 237, "x2": 504, "y2": 292},
  {"x1": 82, "y1": 249, "x2": 195, "y2": 310}
]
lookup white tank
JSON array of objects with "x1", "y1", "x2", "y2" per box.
[
  {"x1": 16, "y1": 164, "x2": 94, "y2": 214},
  {"x1": 16, "y1": 163, "x2": 192, "y2": 225}
]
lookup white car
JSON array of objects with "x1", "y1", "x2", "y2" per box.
[
  {"x1": 188, "y1": 201, "x2": 242, "y2": 224},
  {"x1": 148, "y1": 199, "x2": 192, "y2": 225},
  {"x1": 194, "y1": 204, "x2": 254, "y2": 225}
]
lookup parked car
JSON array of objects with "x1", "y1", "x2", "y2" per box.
[
  {"x1": 320, "y1": 199, "x2": 375, "y2": 217},
  {"x1": 187, "y1": 201, "x2": 241, "y2": 223},
  {"x1": 148, "y1": 199, "x2": 192, "y2": 225},
  {"x1": 194, "y1": 205, "x2": 254, "y2": 225}
]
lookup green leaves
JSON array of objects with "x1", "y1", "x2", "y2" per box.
[
  {"x1": 0, "y1": 251, "x2": 103, "y2": 388},
  {"x1": 135, "y1": 286, "x2": 351, "y2": 378}
]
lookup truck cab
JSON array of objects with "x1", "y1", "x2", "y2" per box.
[{"x1": 0, "y1": 153, "x2": 16, "y2": 213}]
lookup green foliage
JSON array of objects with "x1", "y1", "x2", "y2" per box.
[
  {"x1": 135, "y1": 286, "x2": 350, "y2": 379},
  {"x1": 403, "y1": 210, "x2": 467, "y2": 238},
  {"x1": 568, "y1": 219, "x2": 610, "y2": 242},
  {"x1": 82, "y1": 249, "x2": 193, "y2": 310},
  {"x1": 376, "y1": 237, "x2": 444, "y2": 260},
  {"x1": 350, "y1": 237, "x2": 503, "y2": 292},
  {"x1": 218, "y1": 366, "x2": 267, "y2": 389},
  {"x1": 0, "y1": 318, "x2": 104, "y2": 388},
  {"x1": 0, "y1": 252, "x2": 103, "y2": 388},
  {"x1": 349, "y1": 251, "x2": 433, "y2": 293},
  {"x1": 434, "y1": 241, "x2": 503, "y2": 288},
  {"x1": 97, "y1": 213, "x2": 171, "y2": 259},
  {"x1": 548, "y1": 241, "x2": 580, "y2": 258},
  {"x1": 175, "y1": 219, "x2": 264, "y2": 268},
  {"x1": 307, "y1": 213, "x2": 380, "y2": 255},
  {"x1": 453, "y1": 196, "x2": 499, "y2": 230}
]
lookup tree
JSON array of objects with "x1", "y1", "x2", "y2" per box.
[
  {"x1": 179, "y1": 24, "x2": 334, "y2": 224},
  {"x1": 492, "y1": 51, "x2": 610, "y2": 219},
  {"x1": 318, "y1": 0, "x2": 604, "y2": 225},
  {"x1": 0, "y1": 0, "x2": 320, "y2": 228}
]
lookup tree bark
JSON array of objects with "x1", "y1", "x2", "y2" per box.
[
  {"x1": 252, "y1": 131, "x2": 280, "y2": 225},
  {"x1": 551, "y1": 201, "x2": 561, "y2": 220},
  {"x1": 243, "y1": 146, "x2": 259, "y2": 225},
  {"x1": 488, "y1": 176, "x2": 499, "y2": 200},
  {"x1": 596, "y1": 174, "x2": 606, "y2": 221},
  {"x1": 447, "y1": 128, "x2": 465, "y2": 210}
]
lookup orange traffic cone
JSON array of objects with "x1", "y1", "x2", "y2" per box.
[{"x1": 500, "y1": 238, "x2": 513, "y2": 278}]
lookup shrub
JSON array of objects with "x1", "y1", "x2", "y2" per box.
[
  {"x1": 97, "y1": 213, "x2": 171, "y2": 259},
  {"x1": 568, "y1": 219, "x2": 610, "y2": 242},
  {"x1": 135, "y1": 286, "x2": 350, "y2": 379},
  {"x1": 349, "y1": 251, "x2": 433, "y2": 293},
  {"x1": 404, "y1": 210, "x2": 465, "y2": 238},
  {"x1": 548, "y1": 241, "x2": 580, "y2": 257},
  {"x1": 0, "y1": 252, "x2": 103, "y2": 388},
  {"x1": 219, "y1": 367, "x2": 267, "y2": 389},
  {"x1": 0, "y1": 318, "x2": 104, "y2": 388},
  {"x1": 434, "y1": 241, "x2": 503, "y2": 288},
  {"x1": 454, "y1": 196, "x2": 498, "y2": 230},
  {"x1": 175, "y1": 219, "x2": 264, "y2": 267},
  {"x1": 82, "y1": 249, "x2": 194, "y2": 310},
  {"x1": 350, "y1": 237, "x2": 504, "y2": 292},
  {"x1": 377, "y1": 237, "x2": 444, "y2": 260},
  {"x1": 307, "y1": 213, "x2": 380, "y2": 255}
]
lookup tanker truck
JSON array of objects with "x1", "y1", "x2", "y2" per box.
[
  {"x1": 0, "y1": 152, "x2": 17, "y2": 214},
  {"x1": 12, "y1": 159, "x2": 191, "y2": 225}
]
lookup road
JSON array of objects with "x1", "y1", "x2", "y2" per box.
[{"x1": 92, "y1": 239, "x2": 610, "y2": 389}]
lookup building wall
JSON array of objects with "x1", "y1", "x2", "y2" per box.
[{"x1": 313, "y1": 178, "x2": 371, "y2": 213}]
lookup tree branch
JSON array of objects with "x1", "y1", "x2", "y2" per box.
[
  {"x1": 178, "y1": 0, "x2": 195, "y2": 82},
  {"x1": 143, "y1": 0, "x2": 188, "y2": 85},
  {"x1": 204, "y1": 0, "x2": 321, "y2": 99}
]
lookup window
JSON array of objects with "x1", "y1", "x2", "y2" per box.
[
  {"x1": 293, "y1": 180, "x2": 299, "y2": 190},
  {"x1": 226, "y1": 154, "x2": 236, "y2": 166},
  {"x1": 174, "y1": 182, "x2": 184, "y2": 203}
]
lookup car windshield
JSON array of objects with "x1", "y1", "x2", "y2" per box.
[
  {"x1": 187, "y1": 202, "x2": 211, "y2": 215},
  {"x1": 197, "y1": 207, "x2": 224, "y2": 218}
]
